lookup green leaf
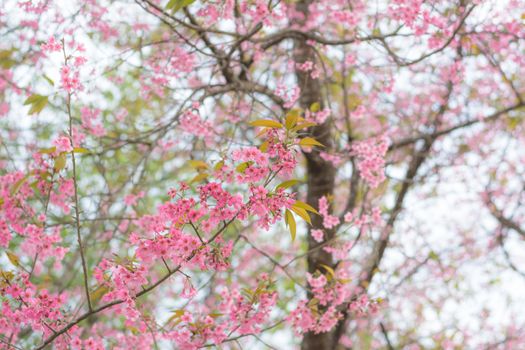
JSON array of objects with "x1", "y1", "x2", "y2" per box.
[
  {"x1": 190, "y1": 173, "x2": 208, "y2": 184},
  {"x1": 290, "y1": 206, "x2": 311, "y2": 225},
  {"x1": 293, "y1": 200, "x2": 319, "y2": 215},
  {"x1": 259, "y1": 140, "x2": 269, "y2": 152},
  {"x1": 290, "y1": 121, "x2": 317, "y2": 132},
  {"x1": 166, "y1": 0, "x2": 196, "y2": 12},
  {"x1": 24, "y1": 94, "x2": 43, "y2": 105},
  {"x1": 249, "y1": 119, "x2": 284, "y2": 129},
  {"x1": 428, "y1": 251, "x2": 440, "y2": 261},
  {"x1": 166, "y1": 309, "x2": 185, "y2": 326},
  {"x1": 299, "y1": 137, "x2": 324, "y2": 148},
  {"x1": 0, "y1": 50, "x2": 14, "y2": 60},
  {"x1": 73, "y1": 147, "x2": 90, "y2": 154},
  {"x1": 285, "y1": 110, "x2": 300, "y2": 129},
  {"x1": 54, "y1": 153, "x2": 67, "y2": 171},
  {"x1": 0, "y1": 49, "x2": 16, "y2": 69},
  {"x1": 90, "y1": 285, "x2": 109, "y2": 304},
  {"x1": 43, "y1": 75, "x2": 55, "y2": 86},
  {"x1": 276, "y1": 179, "x2": 299, "y2": 190},
  {"x1": 310, "y1": 102, "x2": 321, "y2": 113},
  {"x1": 188, "y1": 160, "x2": 209, "y2": 170},
  {"x1": 214, "y1": 160, "x2": 225, "y2": 171},
  {"x1": 24, "y1": 94, "x2": 48, "y2": 115},
  {"x1": 0, "y1": 59, "x2": 16, "y2": 69},
  {"x1": 6, "y1": 252, "x2": 20, "y2": 267},
  {"x1": 236, "y1": 161, "x2": 253, "y2": 173},
  {"x1": 285, "y1": 209, "x2": 296, "y2": 241},
  {"x1": 10, "y1": 173, "x2": 30, "y2": 195},
  {"x1": 319, "y1": 263, "x2": 336, "y2": 280},
  {"x1": 128, "y1": 326, "x2": 140, "y2": 335},
  {"x1": 166, "y1": 0, "x2": 178, "y2": 9},
  {"x1": 39, "y1": 146, "x2": 57, "y2": 154}
]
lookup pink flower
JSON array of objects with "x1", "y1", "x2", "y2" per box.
[
  {"x1": 318, "y1": 196, "x2": 340, "y2": 229},
  {"x1": 41, "y1": 37, "x2": 62, "y2": 53},
  {"x1": 61, "y1": 65, "x2": 82, "y2": 93},
  {"x1": 314, "y1": 108, "x2": 331, "y2": 123},
  {"x1": 307, "y1": 273, "x2": 327, "y2": 289},
  {"x1": 53, "y1": 136, "x2": 73, "y2": 153},
  {"x1": 311, "y1": 229, "x2": 324, "y2": 242},
  {"x1": 80, "y1": 107, "x2": 106, "y2": 136},
  {"x1": 124, "y1": 191, "x2": 145, "y2": 206},
  {"x1": 351, "y1": 135, "x2": 388, "y2": 188},
  {"x1": 74, "y1": 56, "x2": 87, "y2": 67},
  {"x1": 0, "y1": 102, "x2": 9, "y2": 117},
  {"x1": 168, "y1": 188, "x2": 177, "y2": 199},
  {"x1": 0, "y1": 219, "x2": 11, "y2": 247},
  {"x1": 275, "y1": 82, "x2": 300, "y2": 109}
]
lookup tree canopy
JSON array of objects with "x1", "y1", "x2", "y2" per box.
[{"x1": 1, "y1": 0, "x2": 525, "y2": 349}]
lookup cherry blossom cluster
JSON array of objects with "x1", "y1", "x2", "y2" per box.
[
  {"x1": 318, "y1": 196, "x2": 340, "y2": 229},
  {"x1": 288, "y1": 267, "x2": 362, "y2": 335},
  {"x1": 0, "y1": 121, "x2": 304, "y2": 348},
  {"x1": 351, "y1": 135, "x2": 389, "y2": 188}
]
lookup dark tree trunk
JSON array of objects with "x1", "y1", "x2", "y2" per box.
[{"x1": 293, "y1": 1, "x2": 339, "y2": 349}]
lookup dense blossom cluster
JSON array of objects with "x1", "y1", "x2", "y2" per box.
[
  {"x1": 0, "y1": 108, "x2": 305, "y2": 348},
  {"x1": 351, "y1": 136, "x2": 389, "y2": 189},
  {"x1": 318, "y1": 196, "x2": 340, "y2": 229},
  {"x1": 289, "y1": 268, "x2": 360, "y2": 335}
]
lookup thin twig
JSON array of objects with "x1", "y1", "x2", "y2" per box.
[{"x1": 66, "y1": 91, "x2": 93, "y2": 312}]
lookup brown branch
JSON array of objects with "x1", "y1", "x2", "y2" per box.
[
  {"x1": 489, "y1": 203, "x2": 525, "y2": 238},
  {"x1": 257, "y1": 28, "x2": 401, "y2": 49},
  {"x1": 389, "y1": 102, "x2": 525, "y2": 151},
  {"x1": 380, "y1": 322, "x2": 395, "y2": 350},
  {"x1": 380, "y1": 5, "x2": 476, "y2": 67}
]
